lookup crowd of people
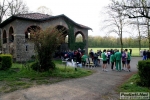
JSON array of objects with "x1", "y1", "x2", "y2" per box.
[
  {"x1": 89, "y1": 48, "x2": 131, "y2": 72},
  {"x1": 141, "y1": 49, "x2": 150, "y2": 60},
  {"x1": 55, "y1": 48, "x2": 150, "y2": 72},
  {"x1": 55, "y1": 48, "x2": 101, "y2": 67},
  {"x1": 55, "y1": 48, "x2": 86, "y2": 64}
]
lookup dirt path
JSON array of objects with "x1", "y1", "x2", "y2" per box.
[{"x1": 0, "y1": 57, "x2": 141, "y2": 100}]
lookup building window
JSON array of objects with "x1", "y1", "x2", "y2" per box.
[
  {"x1": 26, "y1": 45, "x2": 28, "y2": 51},
  {"x1": 3, "y1": 31, "x2": 7, "y2": 44}
]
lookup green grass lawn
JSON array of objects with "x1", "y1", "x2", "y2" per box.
[
  {"x1": 88, "y1": 48, "x2": 148, "y2": 56},
  {"x1": 0, "y1": 60, "x2": 93, "y2": 95}
]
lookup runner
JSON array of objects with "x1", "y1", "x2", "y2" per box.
[
  {"x1": 102, "y1": 49, "x2": 108, "y2": 72},
  {"x1": 125, "y1": 49, "x2": 131, "y2": 72}
]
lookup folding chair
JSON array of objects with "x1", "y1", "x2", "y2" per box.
[
  {"x1": 85, "y1": 58, "x2": 90, "y2": 68},
  {"x1": 61, "y1": 56, "x2": 68, "y2": 65},
  {"x1": 88, "y1": 57, "x2": 95, "y2": 68}
]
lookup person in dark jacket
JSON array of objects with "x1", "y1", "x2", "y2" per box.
[
  {"x1": 76, "y1": 50, "x2": 82, "y2": 63},
  {"x1": 146, "y1": 50, "x2": 150, "y2": 60},
  {"x1": 143, "y1": 49, "x2": 147, "y2": 60},
  {"x1": 93, "y1": 53, "x2": 99, "y2": 67}
]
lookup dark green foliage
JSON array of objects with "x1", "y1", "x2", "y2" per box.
[
  {"x1": 74, "y1": 41, "x2": 86, "y2": 50},
  {"x1": 30, "y1": 26, "x2": 63, "y2": 72},
  {"x1": 138, "y1": 60, "x2": 150, "y2": 87},
  {"x1": 30, "y1": 62, "x2": 40, "y2": 71},
  {"x1": 0, "y1": 54, "x2": 12, "y2": 70},
  {"x1": 64, "y1": 19, "x2": 86, "y2": 50}
]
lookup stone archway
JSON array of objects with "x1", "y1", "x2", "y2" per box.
[
  {"x1": 3, "y1": 30, "x2": 7, "y2": 44},
  {"x1": 14, "y1": 25, "x2": 42, "y2": 61},
  {"x1": 2, "y1": 30, "x2": 7, "y2": 54},
  {"x1": 55, "y1": 25, "x2": 68, "y2": 51},
  {"x1": 9, "y1": 26, "x2": 14, "y2": 42},
  {"x1": 74, "y1": 31, "x2": 86, "y2": 50},
  {"x1": 25, "y1": 25, "x2": 41, "y2": 39},
  {"x1": 9, "y1": 26, "x2": 15, "y2": 56},
  {"x1": 75, "y1": 31, "x2": 85, "y2": 42}
]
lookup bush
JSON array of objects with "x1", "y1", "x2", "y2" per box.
[
  {"x1": 31, "y1": 61, "x2": 56, "y2": 72},
  {"x1": 30, "y1": 26, "x2": 63, "y2": 71},
  {"x1": 0, "y1": 54, "x2": 12, "y2": 70},
  {"x1": 30, "y1": 61, "x2": 40, "y2": 71},
  {"x1": 138, "y1": 60, "x2": 150, "y2": 87}
]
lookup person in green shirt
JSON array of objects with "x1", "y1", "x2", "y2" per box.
[
  {"x1": 102, "y1": 49, "x2": 108, "y2": 71},
  {"x1": 114, "y1": 50, "x2": 122, "y2": 71},
  {"x1": 81, "y1": 53, "x2": 88, "y2": 66},
  {"x1": 125, "y1": 49, "x2": 131, "y2": 72},
  {"x1": 110, "y1": 51, "x2": 115, "y2": 71}
]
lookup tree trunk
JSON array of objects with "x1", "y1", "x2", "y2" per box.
[
  {"x1": 137, "y1": 18, "x2": 141, "y2": 53},
  {"x1": 147, "y1": 20, "x2": 150, "y2": 50}
]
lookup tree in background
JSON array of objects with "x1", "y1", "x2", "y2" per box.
[
  {"x1": 87, "y1": 35, "x2": 149, "y2": 48},
  {"x1": 113, "y1": 0, "x2": 150, "y2": 50},
  {"x1": 102, "y1": 0, "x2": 130, "y2": 49},
  {"x1": 122, "y1": 0, "x2": 150, "y2": 19},
  {"x1": 0, "y1": 0, "x2": 29, "y2": 23},
  {"x1": 30, "y1": 26, "x2": 64, "y2": 72}
]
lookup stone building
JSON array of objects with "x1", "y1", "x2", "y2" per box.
[{"x1": 0, "y1": 13, "x2": 92, "y2": 61}]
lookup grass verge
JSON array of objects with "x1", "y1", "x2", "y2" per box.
[
  {"x1": 118, "y1": 73, "x2": 150, "y2": 99},
  {"x1": 0, "y1": 60, "x2": 93, "y2": 95}
]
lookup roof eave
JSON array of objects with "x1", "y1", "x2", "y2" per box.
[{"x1": 0, "y1": 14, "x2": 92, "y2": 30}]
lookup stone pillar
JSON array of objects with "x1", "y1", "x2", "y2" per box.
[{"x1": 15, "y1": 34, "x2": 26, "y2": 62}]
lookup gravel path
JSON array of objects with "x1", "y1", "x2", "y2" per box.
[{"x1": 0, "y1": 57, "x2": 141, "y2": 100}]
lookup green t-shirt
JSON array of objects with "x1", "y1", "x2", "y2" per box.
[
  {"x1": 127, "y1": 52, "x2": 131, "y2": 60},
  {"x1": 110, "y1": 54, "x2": 115, "y2": 62},
  {"x1": 102, "y1": 52, "x2": 107, "y2": 61},
  {"x1": 81, "y1": 55, "x2": 88, "y2": 61},
  {"x1": 115, "y1": 52, "x2": 121, "y2": 60}
]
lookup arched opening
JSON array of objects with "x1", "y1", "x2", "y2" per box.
[
  {"x1": 3, "y1": 30, "x2": 7, "y2": 44},
  {"x1": 65, "y1": 35, "x2": 68, "y2": 43},
  {"x1": 25, "y1": 25, "x2": 41, "y2": 39},
  {"x1": 75, "y1": 31, "x2": 84, "y2": 42},
  {"x1": 56, "y1": 25, "x2": 68, "y2": 42},
  {"x1": 9, "y1": 26, "x2": 14, "y2": 42},
  {"x1": 74, "y1": 31, "x2": 86, "y2": 50},
  {"x1": 55, "y1": 25, "x2": 68, "y2": 51}
]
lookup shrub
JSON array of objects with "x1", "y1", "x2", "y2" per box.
[
  {"x1": 30, "y1": 61, "x2": 40, "y2": 71},
  {"x1": 138, "y1": 60, "x2": 150, "y2": 87},
  {"x1": 0, "y1": 54, "x2": 12, "y2": 70},
  {"x1": 31, "y1": 60, "x2": 56, "y2": 72},
  {"x1": 30, "y1": 26, "x2": 64, "y2": 71}
]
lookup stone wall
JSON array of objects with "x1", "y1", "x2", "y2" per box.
[{"x1": 0, "y1": 17, "x2": 89, "y2": 61}]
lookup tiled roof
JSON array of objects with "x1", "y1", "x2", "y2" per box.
[
  {"x1": 16, "y1": 13, "x2": 51, "y2": 20},
  {"x1": 0, "y1": 13, "x2": 92, "y2": 30}
]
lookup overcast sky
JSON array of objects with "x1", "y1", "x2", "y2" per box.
[{"x1": 25, "y1": 0, "x2": 116, "y2": 37}]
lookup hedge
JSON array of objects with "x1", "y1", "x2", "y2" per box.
[
  {"x1": 138, "y1": 60, "x2": 150, "y2": 87},
  {"x1": 0, "y1": 54, "x2": 12, "y2": 70}
]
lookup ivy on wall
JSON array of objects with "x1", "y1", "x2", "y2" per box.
[
  {"x1": 64, "y1": 18, "x2": 86, "y2": 50},
  {"x1": 74, "y1": 40, "x2": 86, "y2": 50}
]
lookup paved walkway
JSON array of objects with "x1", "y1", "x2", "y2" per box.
[{"x1": 0, "y1": 57, "x2": 141, "y2": 100}]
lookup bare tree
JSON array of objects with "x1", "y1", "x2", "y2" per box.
[
  {"x1": 113, "y1": 0, "x2": 150, "y2": 19},
  {"x1": 7, "y1": 0, "x2": 29, "y2": 16},
  {"x1": 145, "y1": 18, "x2": 150, "y2": 50},
  {"x1": 0, "y1": 0, "x2": 29, "y2": 23},
  {"x1": 0, "y1": 0, "x2": 11, "y2": 23},
  {"x1": 112, "y1": 0, "x2": 150, "y2": 50},
  {"x1": 136, "y1": 17, "x2": 142, "y2": 51},
  {"x1": 102, "y1": 0, "x2": 130, "y2": 49}
]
